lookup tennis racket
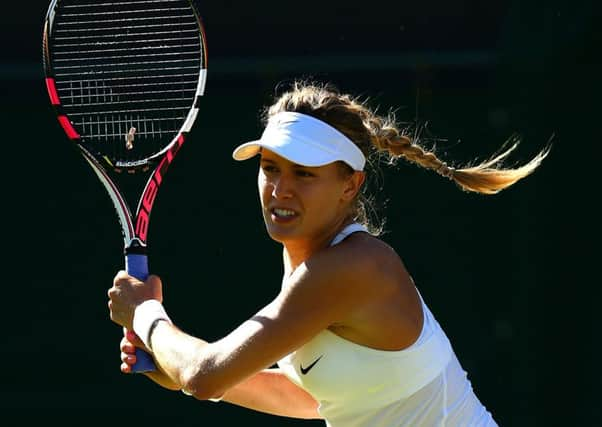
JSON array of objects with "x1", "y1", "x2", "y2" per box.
[{"x1": 42, "y1": 0, "x2": 208, "y2": 373}]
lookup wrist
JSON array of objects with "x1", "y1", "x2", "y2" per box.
[{"x1": 133, "y1": 299, "x2": 172, "y2": 351}]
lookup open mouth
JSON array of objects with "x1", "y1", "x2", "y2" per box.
[{"x1": 271, "y1": 208, "x2": 298, "y2": 221}]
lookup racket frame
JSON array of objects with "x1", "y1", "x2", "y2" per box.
[{"x1": 42, "y1": 0, "x2": 208, "y2": 372}]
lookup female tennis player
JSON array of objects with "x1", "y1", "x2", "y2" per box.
[{"x1": 108, "y1": 80, "x2": 549, "y2": 426}]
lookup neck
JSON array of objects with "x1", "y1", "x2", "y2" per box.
[{"x1": 281, "y1": 218, "x2": 355, "y2": 276}]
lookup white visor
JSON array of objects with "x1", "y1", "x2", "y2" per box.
[{"x1": 232, "y1": 112, "x2": 366, "y2": 171}]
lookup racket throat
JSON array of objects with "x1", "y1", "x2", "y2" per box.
[
  {"x1": 125, "y1": 238, "x2": 149, "y2": 282},
  {"x1": 125, "y1": 237, "x2": 147, "y2": 255}
]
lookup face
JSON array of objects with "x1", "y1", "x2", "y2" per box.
[{"x1": 257, "y1": 149, "x2": 364, "y2": 245}]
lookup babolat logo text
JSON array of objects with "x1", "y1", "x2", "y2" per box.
[{"x1": 116, "y1": 158, "x2": 150, "y2": 168}]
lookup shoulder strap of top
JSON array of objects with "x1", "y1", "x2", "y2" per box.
[{"x1": 330, "y1": 223, "x2": 368, "y2": 247}]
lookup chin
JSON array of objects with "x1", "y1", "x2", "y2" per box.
[
  {"x1": 265, "y1": 225, "x2": 293, "y2": 243},
  {"x1": 264, "y1": 221, "x2": 301, "y2": 243}
]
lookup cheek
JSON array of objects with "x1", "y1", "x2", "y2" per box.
[
  {"x1": 304, "y1": 184, "x2": 343, "y2": 211},
  {"x1": 257, "y1": 174, "x2": 270, "y2": 205}
]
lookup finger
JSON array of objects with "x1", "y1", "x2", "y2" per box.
[
  {"x1": 126, "y1": 328, "x2": 137, "y2": 341},
  {"x1": 113, "y1": 270, "x2": 129, "y2": 286},
  {"x1": 107, "y1": 286, "x2": 118, "y2": 299},
  {"x1": 121, "y1": 362, "x2": 132, "y2": 374},
  {"x1": 120, "y1": 337, "x2": 136, "y2": 354},
  {"x1": 121, "y1": 351, "x2": 136, "y2": 365},
  {"x1": 125, "y1": 328, "x2": 145, "y2": 348}
]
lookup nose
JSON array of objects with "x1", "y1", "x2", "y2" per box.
[{"x1": 271, "y1": 174, "x2": 293, "y2": 199}]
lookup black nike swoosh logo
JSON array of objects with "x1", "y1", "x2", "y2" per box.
[{"x1": 300, "y1": 355, "x2": 323, "y2": 375}]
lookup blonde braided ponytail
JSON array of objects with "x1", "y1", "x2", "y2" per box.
[
  {"x1": 264, "y1": 79, "x2": 550, "y2": 230},
  {"x1": 352, "y1": 91, "x2": 550, "y2": 195}
]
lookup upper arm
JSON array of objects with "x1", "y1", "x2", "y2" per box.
[{"x1": 222, "y1": 368, "x2": 322, "y2": 419}]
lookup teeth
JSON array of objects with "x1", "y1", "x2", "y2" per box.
[{"x1": 274, "y1": 208, "x2": 296, "y2": 217}]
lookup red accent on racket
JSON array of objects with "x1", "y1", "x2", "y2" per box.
[{"x1": 42, "y1": 0, "x2": 208, "y2": 373}]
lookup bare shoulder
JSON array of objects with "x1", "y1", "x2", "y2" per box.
[
  {"x1": 313, "y1": 233, "x2": 421, "y2": 349},
  {"x1": 276, "y1": 232, "x2": 417, "y2": 344},
  {"x1": 333, "y1": 232, "x2": 405, "y2": 273},
  {"x1": 296, "y1": 231, "x2": 408, "y2": 296}
]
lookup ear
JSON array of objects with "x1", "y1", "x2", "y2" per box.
[{"x1": 341, "y1": 171, "x2": 365, "y2": 202}]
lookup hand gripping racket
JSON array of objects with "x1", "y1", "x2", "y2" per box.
[{"x1": 42, "y1": 0, "x2": 208, "y2": 372}]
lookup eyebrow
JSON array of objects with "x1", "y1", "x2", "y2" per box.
[{"x1": 260, "y1": 157, "x2": 310, "y2": 169}]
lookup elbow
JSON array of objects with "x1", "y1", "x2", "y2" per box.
[
  {"x1": 182, "y1": 386, "x2": 225, "y2": 402},
  {"x1": 180, "y1": 357, "x2": 227, "y2": 401},
  {"x1": 182, "y1": 381, "x2": 225, "y2": 401}
]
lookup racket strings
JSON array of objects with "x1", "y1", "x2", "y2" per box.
[{"x1": 49, "y1": 0, "x2": 205, "y2": 164}]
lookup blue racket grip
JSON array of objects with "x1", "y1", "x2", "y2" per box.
[{"x1": 125, "y1": 253, "x2": 157, "y2": 373}]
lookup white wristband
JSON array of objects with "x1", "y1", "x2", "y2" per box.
[{"x1": 133, "y1": 299, "x2": 172, "y2": 351}]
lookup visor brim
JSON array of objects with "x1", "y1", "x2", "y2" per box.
[{"x1": 232, "y1": 140, "x2": 340, "y2": 167}]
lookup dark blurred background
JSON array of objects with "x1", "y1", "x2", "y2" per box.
[{"x1": 2, "y1": 0, "x2": 600, "y2": 426}]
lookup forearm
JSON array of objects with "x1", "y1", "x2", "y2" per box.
[
  {"x1": 148, "y1": 320, "x2": 215, "y2": 396},
  {"x1": 148, "y1": 322, "x2": 320, "y2": 418},
  {"x1": 220, "y1": 368, "x2": 321, "y2": 419}
]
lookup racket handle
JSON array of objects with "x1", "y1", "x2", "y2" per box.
[{"x1": 125, "y1": 253, "x2": 158, "y2": 373}]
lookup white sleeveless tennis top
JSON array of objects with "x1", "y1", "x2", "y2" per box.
[{"x1": 277, "y1": 223, "x2": 498, "y2": 426}]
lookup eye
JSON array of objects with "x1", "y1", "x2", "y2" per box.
[
  {"x1": 261, "y1": 164, "x2": 278, "y2": 174},
  {"x1": 295, "y1": 169, "x2": 315, "y2": 178}
]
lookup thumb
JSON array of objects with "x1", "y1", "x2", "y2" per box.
[{"x1": 146, "y1": 274, "x2": 163, "y2": 303}]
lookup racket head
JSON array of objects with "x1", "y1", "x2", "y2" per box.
[{"x1": 42, "y1": 0, "x2": 208, "y2": 171}]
